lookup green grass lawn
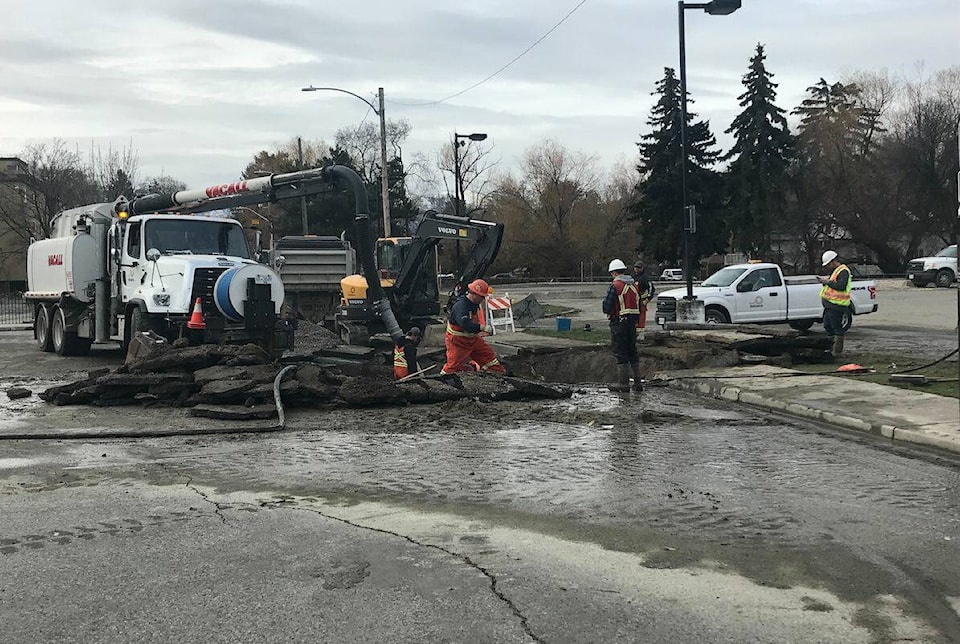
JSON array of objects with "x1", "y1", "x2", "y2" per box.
[{"x1": 539, "y1": 304, "x2": 582, "y2": 316}]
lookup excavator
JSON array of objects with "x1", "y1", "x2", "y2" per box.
[{"x1": 336, "y1": 213, "x2": 504, "y2": 345}]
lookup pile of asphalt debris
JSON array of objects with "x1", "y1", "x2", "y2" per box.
[{"x1": 38, "y1": 336, "x2": 571, "y2": 421}]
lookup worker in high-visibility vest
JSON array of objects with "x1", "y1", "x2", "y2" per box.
[
  {"x1": 440, "y1": 279, "x2": 506, "y2": 375},
  {"x1": 393, "y1": 327, "x2": 422, "y2": 379},
  {"x1": 603, "y1": 259, "x2": 642, "y2": 392},
  {"x1": 818, "y1": 250, "x2": 852, "y2": 356},
  {"x1": 632, "y1": 260, "x2": 655, "y2": 341}
]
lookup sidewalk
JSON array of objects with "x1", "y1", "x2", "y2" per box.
[{"x1": 653, "y1": 364, "x2": 960, "y2": 455}]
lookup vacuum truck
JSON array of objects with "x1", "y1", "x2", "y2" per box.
[{"x1": 23, "y1": 165, "x2": 376, "y2": 356}]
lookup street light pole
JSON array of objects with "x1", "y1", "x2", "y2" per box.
[
  {"x1": 677, "y1": 0, "x2": 741, "y2": 301},
  {"x1": 452, "y1": 132, "x2": 488, "y2": 218},
  {"x1": 451, "y1": 132, "x2": 488, "y2": 274},
  {"x1": 301, "y1": 85, "x2": 392, "y2": 237},
  {"x1": 378, "y1": 87, "x2": 391, "y2": 237}
]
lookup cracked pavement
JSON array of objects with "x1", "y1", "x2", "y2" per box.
[{"x1": 2, "y1": 386, "x2": 959, "y2": 642}]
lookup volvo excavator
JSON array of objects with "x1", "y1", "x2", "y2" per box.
[{"x1": 336, "y1": 213, "x2": 504, "y2": 345}]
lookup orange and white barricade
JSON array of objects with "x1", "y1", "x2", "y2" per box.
[{"x1": 484, "y1": 293, "x2": 516, "y2": 334}]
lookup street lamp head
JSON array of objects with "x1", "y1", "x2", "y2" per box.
[
  {"x1": 301, "y1": 86, "x2": 318, "y2": 92},
  {"x1": 455, "y1": 132, "x2": 488, "y2": 143},
  {"x1": 704, "y1": 0, "x2": 740, "y2": 15}
]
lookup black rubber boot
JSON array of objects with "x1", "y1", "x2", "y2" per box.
[
  {"x1": 630, "y1": 362, "x2": 643, "y2": 391},
  {"x1": 608, "y1": 364, "x2": 631, "y2": 392}
]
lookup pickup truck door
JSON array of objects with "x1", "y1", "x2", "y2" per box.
[{"x1": 733, "y1": 267, "x2": 787, "y2": 323}]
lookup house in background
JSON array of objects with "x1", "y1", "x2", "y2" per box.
[{"x1": 0, "y1": 157, "x2": 33, "y2": 293}]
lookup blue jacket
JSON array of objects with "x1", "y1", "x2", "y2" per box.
[{"x1": 449, "y1": 295, "x2": 482, "y2": 333}]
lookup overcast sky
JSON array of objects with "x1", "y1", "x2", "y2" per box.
[{"x1": 2, "y1": 0, "x2": 956, "y2": 194}]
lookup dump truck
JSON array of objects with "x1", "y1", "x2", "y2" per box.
[{"x1": 23, "y1": 166, "x2": 372, "y2": 356}]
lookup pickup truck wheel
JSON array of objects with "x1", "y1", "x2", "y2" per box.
[
  {"x1": 788, "y1": 320, "x2": 815, "y2": 332},
  {"x1": 35, "y1": 304, "x2": 54, "y2": 352},
  {"x1": 704, "y1": 307, "x2": 729, "y2": 325},
  {"x1": 840, "y1": 309, "x2": 853, "y2": 334},
  {"x1": 934, "y1": 269, "x2": 954, "y2": 288}
]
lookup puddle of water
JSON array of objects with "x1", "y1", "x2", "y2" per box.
[
  {"x1": 551, "y1": 387, "x2": 632, "y2": 413},
  {"x1": 0, "y1": 458, "x2": 49, "y2": 470}
]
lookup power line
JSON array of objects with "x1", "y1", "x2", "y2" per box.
[{"x1": 389, "y1": 0, "x2": 591, "y2": 107}]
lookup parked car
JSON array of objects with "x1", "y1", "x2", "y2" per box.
[
  {"x1": 655, "y1": 262, "x2": 878, "y2": 332},
  {"x1": 660, "y1": 268, "x2": 684, "y2": 281},
  {"x1": 489, "y1": 272, "x2": 515, "y2": 281},
  {"x1": 906, "y1": 245, "x2": 957, "y2": 287}
]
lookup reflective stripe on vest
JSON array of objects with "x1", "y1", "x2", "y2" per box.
[
  {"x1": 820, "y1": 264, "x2": 852, "y2": 306},
  {"x1": 394, "y1": 346, "x2": 407, "y2": 368},
  {"x1": 616, "y1": 282, "x2": 641, "y2": 316},
  {"x1": 446, "y1": 323, "x2": 477, "y2": 338}
]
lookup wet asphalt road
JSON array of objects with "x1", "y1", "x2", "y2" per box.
[
  {"x1": 2, "y1": 382, "x2": 960, "y2": 642},
  {"x1": 1, "y1": 286, "x2": 960, "y2": 644}
]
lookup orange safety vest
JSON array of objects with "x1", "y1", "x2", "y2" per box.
[
  {"x1": 612, "y1": 280, "x2": 641, "y2": 317},
  {"x1": 820, "y1": 264, "x2": 852, "y2": 306},
  {"x1": 447, "y1": 309, "x2": 482, "y2": 337},
  {"x1": 393, "y1": 345, "x2": 407, "y2": 369}
]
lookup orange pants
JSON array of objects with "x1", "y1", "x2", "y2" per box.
[
  {"x1": 636, "y1": 302, "x2": 648, "y2": 329},
  {"x1": 441, "y1": 333, "x2": 505, "y2": 374}
]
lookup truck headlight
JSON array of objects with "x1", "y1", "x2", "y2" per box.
[{"x1": 153, "y1": 293, "x2": 171, "y2": 306}]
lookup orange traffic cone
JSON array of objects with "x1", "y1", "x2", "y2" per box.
[{"x1": 187, "y1": 297, "x2": 206, "y2": 330}]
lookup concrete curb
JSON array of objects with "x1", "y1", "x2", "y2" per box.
[
  {"x1": 0, "y1": 324, "x2": 31, "y2": 332},
  {"x1": 662, "y1": 375, "x2": 960, "y2": 456}
]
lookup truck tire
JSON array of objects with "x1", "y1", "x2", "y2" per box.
[
  {"x1": 935, "y1": 269, "x2": 954, "y2": 288},
  {"x1": 51, "y1": 305, "x2": 82, "y2": 357},
  {"x1": 122, "y1": 306, "x2": 145, "y2": 354},
  {"x1": 788, "y1": 320, "x2": 815, "y2": 332},
  {"x1": 35, "y1": 304, "x2": 54, "y2": 352},
  {"x1": 840, "y1": 309, "x2": 853, "y2": 334},
  {"x1": 704, "y1": 306, "x2": 730, "y2": 325}
]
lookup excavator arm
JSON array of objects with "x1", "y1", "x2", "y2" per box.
[{"x1": 390, "y1": 214, "x2": 503, "y2": 311}]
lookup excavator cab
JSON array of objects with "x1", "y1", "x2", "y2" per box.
[{"x1": 336, "y1": 214, "x2": 503, "y2": 345}]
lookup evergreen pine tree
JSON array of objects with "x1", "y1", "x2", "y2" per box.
[
  {"x1": 630, "y1": 67, "x2": 723, "y2": 265},
  {"x1": 723, "y1": 44, "x2": 793, "y2": 256}
]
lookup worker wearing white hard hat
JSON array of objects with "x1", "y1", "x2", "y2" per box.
[
  {"x1": 602, "y1": 259, "x2": 642, "y2": 392},
  {"x1": 818, "y1": 250, "x2": 852, "y2": 356}
]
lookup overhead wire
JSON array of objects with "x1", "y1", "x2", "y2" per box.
[{"x1": 388, "y1": 0, "x2": 591, "y2": 107}]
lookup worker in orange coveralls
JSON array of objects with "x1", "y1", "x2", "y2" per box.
[
  {"x1": 393, "y1": 327, "x2": 422, "y2": 379},
  {"x1": 440, "y1": 279, "x2": 506, "y2": 374}
]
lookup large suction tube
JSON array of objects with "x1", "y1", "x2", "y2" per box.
[{"x1": 323, "y1": 166, "x2": 404, "y2": 344}]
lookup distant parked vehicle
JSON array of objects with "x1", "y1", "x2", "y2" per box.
[
  {"x1": 490, "y1": 272, "x2": 515, "y2": 280},
  {"x1": 906, "y1": 245, "x2": 957, "y2": 287},
  {"x1": 660, "y1": 268, "x2": 683, "y2": 281}
]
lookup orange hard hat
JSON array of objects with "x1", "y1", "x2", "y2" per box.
[{"x1": 467, "y1": 279, "x2": 491, "y2": 297}]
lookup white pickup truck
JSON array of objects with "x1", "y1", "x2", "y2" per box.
[
  {"x1": 655, "y1": 262, "x2": 878, "y2": 332},
  {"x1": 906, "y1": 245, "x2": 957, "y2": 287}
]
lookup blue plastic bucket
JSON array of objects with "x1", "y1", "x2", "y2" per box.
[{"x1": 556, "y1": 317, "x2": 571, "y2": 331}]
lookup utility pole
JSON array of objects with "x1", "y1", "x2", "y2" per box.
[
  {"x1": 297, "y1": 137, "x2": 307, "y2": 234},
  {"x1": 300, "y1": 85, "x2": 392, "y2": 237},
  {"x1": 379, "y1": 87, "x2": 391, "y2": 237}
]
